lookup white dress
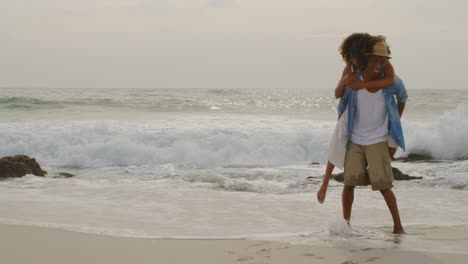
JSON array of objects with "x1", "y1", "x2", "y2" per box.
[{"x1": 327, "y1": 108, "x2": 349, "y2": 169}]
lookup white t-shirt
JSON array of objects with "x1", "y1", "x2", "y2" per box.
[{"x1": 351, "y1": 74, "x2": 389, "y2": 145}]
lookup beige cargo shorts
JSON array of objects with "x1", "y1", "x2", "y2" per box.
[{"x1": 344, "y1": 141, "x2": 394, "y2": 191}]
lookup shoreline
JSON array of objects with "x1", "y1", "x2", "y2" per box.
[{"x1": 1, "y1": 223, "x2": 466, "y2": 264}]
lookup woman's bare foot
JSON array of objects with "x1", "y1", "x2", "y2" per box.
[{"x1": 317, "y1": 185, "x2": 327, "y2": 204}]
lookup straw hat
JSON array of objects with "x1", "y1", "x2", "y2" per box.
[{"x1": 368, "y1": 41, "x2": 391, "y2": 59}]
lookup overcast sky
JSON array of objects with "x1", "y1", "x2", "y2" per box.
[{"x1": 1, "y1": 0, "x2": 467, "y2": 89}]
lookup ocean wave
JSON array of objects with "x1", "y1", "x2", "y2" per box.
[
  {"x1": 404, "y1": 103, "x2": 468, "y2": 160},
  {"x1": 0, "y1": 96, "x2": 137, "y2": 109},
  {"x1": 174, "y1": 167, "x2": 320, "y2": 194},
  {"x1": 0, "y1": 88, "x2": 340, "y2": 115},
  {"x1": 1, "y1": 103, "x2": 467, "y2": 170},
  {"x1": 0, "y1": 119, "x2": 330, "y2": 169},
  {"x1": 0, "y1": 95, "x2": 234, "y2": 113},
  {"x1": 0, "y1": 97, "x2": 64, "y2": 110}
]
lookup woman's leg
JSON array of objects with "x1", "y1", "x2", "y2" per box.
[
  {"x1": 325, "y1": 161, "x2": 335, "y2": 176},
  {"x1": 317, "y1": 161, "x2": 336, "y2": 203}
]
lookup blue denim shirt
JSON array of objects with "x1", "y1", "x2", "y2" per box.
[{"x1": 337, "y1": 73, "x2": 408, "y2": 150}]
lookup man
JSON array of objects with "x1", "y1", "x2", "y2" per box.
[{"x1": 338, "y1": 41, "x2": 407, "y2": 234}]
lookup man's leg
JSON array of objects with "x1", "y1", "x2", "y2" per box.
[
  {"x1": 366, "y1": 142, "x2": 405, "y2": 234},
  {"x1": 343, "y1": 142, "x2": 368, "y2": 224},
  {"x1": 342, "y1": 185, "x2": 355, "y2": 223},
  {"x1": 380, "y1": 188, "x2": 405, "y2": 234}
]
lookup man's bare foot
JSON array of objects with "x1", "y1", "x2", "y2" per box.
[{"x1": 393, "y1": 227, "x2": 405, "y2": 234}]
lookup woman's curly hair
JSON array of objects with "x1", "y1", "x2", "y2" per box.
[{"x1": 339, "y1": 33, "x2": 390, "y2": 66}]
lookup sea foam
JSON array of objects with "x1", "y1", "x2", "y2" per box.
[
  {"x1": 404, "y1": 103, "x2": 468, "y2": 160},
  {"x1": 0, "y1": 118, "x2": 330, "y2": 168},
  {"x1": 1, "y1": 103, "x2": 467, "y2": 169}
]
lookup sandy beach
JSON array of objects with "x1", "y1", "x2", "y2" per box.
[{"x1": 1, "y1": 223, "x2": 466, "y2": 264}]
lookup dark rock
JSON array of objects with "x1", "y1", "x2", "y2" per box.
[
  {"x1": 392, "y1": 167, "x2": 423, "y2": 180},
  {"x1": 395, "y1": 153, "x2": 433, "y2": 162},
  {"x1": 309, "y1": 162, "x2": 320, "y2": 165},
  {"x1": 52, "y1": 172, "x2": 75, "y2": 178},
  {"x1": 0, "y1": 155, "x2": 47, "y2": 178},
  {"x1": 332, "y1": 173, "x2": 344, "y2": 182},
  {"x1": 330, "y1": 167, "x2": 422, "y2": 183},
  {"x1": 450, "y1": 184, "x2": 465, "y2": 190}
]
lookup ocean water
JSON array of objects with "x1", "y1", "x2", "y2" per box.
[{"x1": 0, "y1": 87, "x2": 467, "y2": 253}]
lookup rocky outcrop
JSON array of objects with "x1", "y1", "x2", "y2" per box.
[
  {"x1": 392, "y1": 167, "x2": 423, "y2": 180},
  {"x1": 395, "y1": 153, "x2": 433, "y2": 162},
  {"x1": 52, "y1": 172, "x2": 75, "y2": 178},
  {"x1": 0, "y1": 155, "x2": 47, "y2": 178},
  {"x1": 331, "y1": 167, "x2": 422, "y2": 182}
]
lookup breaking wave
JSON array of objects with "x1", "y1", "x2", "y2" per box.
[
  {"x1": 0, "y1": 119, "x2": 330, "y2": 168},
  {"x1": 404, "y1": 103, "x2": 468, "y2": 160}
]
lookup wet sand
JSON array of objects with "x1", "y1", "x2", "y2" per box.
[{"x1": 1, "y1": 224, "x2": 466, "y2": 264}]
